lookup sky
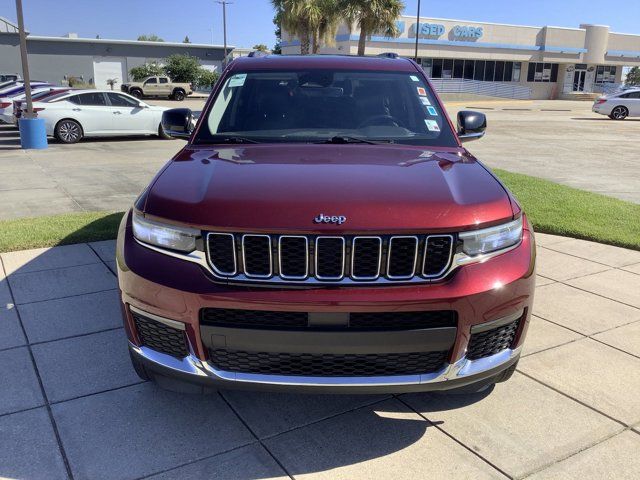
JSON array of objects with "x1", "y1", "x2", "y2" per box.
[{"x1": 3, "y1": 0, "x2": 640, "y2": 48}]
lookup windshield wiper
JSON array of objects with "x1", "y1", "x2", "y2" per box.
[
  {"x1": 215, "y1": 136, "x2": 261, "y2": 144},
  {"x1": 317, "y1": 136, "x2": 393, "y2": 145}
]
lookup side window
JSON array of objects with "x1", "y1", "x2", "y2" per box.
[
  {"x1": 159, "y1": 77, "x2": 168, "y2": 84},
  {"x1": 78, "y1": 92, "x2": 107, "y2": 106},
  {"x1": 107, "y1": 92, "x2": 140, "y2": 107},
  {"x1": 66, "y1": 95, "x2": 82, "y2": 105},
  {"x1": 144, "y1": 78, "x2": 158, "y2": 85}
]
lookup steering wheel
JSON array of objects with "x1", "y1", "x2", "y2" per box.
[{"x1": 357, "y1": 114, "x2": 405, "y2": 129}]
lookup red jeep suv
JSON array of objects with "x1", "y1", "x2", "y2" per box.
[{"x1": 117, "y1": 54, "x2": 535, "y2": 394}]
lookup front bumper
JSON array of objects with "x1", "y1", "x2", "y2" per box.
[{"x1": 118, "y1": 212, "x2": 535, "y2": 393}]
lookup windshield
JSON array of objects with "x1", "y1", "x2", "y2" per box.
[{"x1": 194, "y1": 69, "x2": 457, "y2": 146}]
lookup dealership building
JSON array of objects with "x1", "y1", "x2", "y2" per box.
[
  {"x1": 282, "y1": 16, "x2": 640, "y2": 99},
  {"x1": 0, "y1": 17, "x2": 228, "y2": 89}
]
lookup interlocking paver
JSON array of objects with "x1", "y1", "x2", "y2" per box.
[
  {"x1": 533, "y1": 283, "x2": 640, "y2": 335},
  {"x1": 622, "y1": 262, "x2": 640, "y2": 275},
  {"x1": 8, "y1": 263, "x2": 116, "y2": 304},
  {"x1": 0, "y1": 244, "x2": 100, "y2": 275},
  {"x1": 145, "y1": 444, "x2": 288, "y2": 480},
  {"x1": 222, "y1": 390, "x2": 389, "y2": 438},
  {"x1": 526, "y1": 430, "x2": 640, "y2": 479},
  {"x1": 52, "y1": 383, "x2": 254, "y2": 480},
  {"x1": 0, "y1": 304, "x2": 26, "y2": 350},
  {"x1": 32, "y1": 329, "x2": 139, "y2": 403},
  {"x1": 520, "y1": 338, "x2": 640, "y2": 425},
  {"x1": 0, "y1": 408, "x2": 68, "y2": 480},
  {"x1": 0, "y1": 347, "x2": 44, "y2": 415},
  {"x1": 535, "y1": 247, "x2": 610, "y2": 281},
  {"x1": 265, "y1": 398, "x2": 506, "y2": 479},
  {"x1": 567, "y1": 269, "x2": 640, "y2": 308},
  {"x1": 521, "y1": 316, "x2": 582, "y2": 357},
  {"x1": 18, "y1": 289, "x2": 121, "y2": 343},
  {"x1": 544, "y1": 238, "x2": 640, "y2": 268},
  {"x1": 402, "y1": 373, "x2": 622, "y2": 478},
  {"x1": 593, "y1": 321, "x2": 640, "y2": 357}
]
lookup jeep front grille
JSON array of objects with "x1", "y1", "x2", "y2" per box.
[{"x1": 206, "y1": 233, "x2": 454, "y2": 285}]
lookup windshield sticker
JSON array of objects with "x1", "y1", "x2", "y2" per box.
[
  {"x1": 425, "y1": 119, "x2": 440, "y2": 132},
  {"x1": 420, "y1": 97, "x2": 431, "y2": 106},
  {"x1": 416, "y1": 87, "x2": 427, "y2": 96},
  {"x1": 427, "y1": 106, "x2": 438, "y2": 116},
  {"x1": 410, "y1": 75, "x2": 420, "y2": 82},
  {"x1": 228, "y1": 74, "x2": 247, "y2": 87}
]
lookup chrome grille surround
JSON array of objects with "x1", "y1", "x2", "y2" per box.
[{"x1": 201, "y1": 232, "x2": 456, "y2": 285}]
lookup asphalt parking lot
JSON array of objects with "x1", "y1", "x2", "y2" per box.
[
  {"x1": 1, "y1": 233, "x2": 640, "y2": 479},
  {"x1": 0, "y1": 98, "x2": 639, "y2": 221}
]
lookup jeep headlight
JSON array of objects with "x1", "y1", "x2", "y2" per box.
[
  {"x1": 459, "y1": 217, "x2": 523, "y2": 256},
  {"x1": 132, "y1": 212, "x2": 199, "y2": 253}
]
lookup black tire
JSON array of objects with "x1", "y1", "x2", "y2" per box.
[
  {"x1": 129, "y1": 351, "x2": 151, "y2": 381},
  {"x1": 157, "y1": 123, "x2": 173, "y2": 140},
  {"x1": 172, "y1": 89, "x2": 185, "y2": 101},
  {"x1": 130, "y1": 89, "x2": 143, "y2": 99},
  {"x1": 54, "y1": 119, "x2": 83, "y2": 144},
  {"x1": 609, "y1": 105, "x2": 628, "y2": 120}
]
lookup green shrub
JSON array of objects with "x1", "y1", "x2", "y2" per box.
[
  {"x1": 163, "y1": 54, "x2": 201, "y2": 83},
  {"x1": 195, "y1": 69, "x2": 220, "y2": 89},
  {"x1": 129, "y1": 61, "x2": 165, "y2": 81}
]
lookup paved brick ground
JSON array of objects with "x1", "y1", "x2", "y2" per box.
[{"x1": 1, "y1": 234, "x2": 640, "y2": 479}]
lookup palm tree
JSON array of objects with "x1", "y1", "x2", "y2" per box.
[
  {"x1": 272, "y1": 0, "x2": 340, "y2": 55},
  {"x1": 341, "y1": 0, "x2": 404, "y2": 56}
]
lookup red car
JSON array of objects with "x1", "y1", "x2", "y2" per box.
[{"x1": 117, "y1": 54, "x2": 535, "y2": 394}]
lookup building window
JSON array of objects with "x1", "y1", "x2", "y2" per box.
[
  {"x1": 595, "y1": 65, "x2": 617, "y2": 84},
  {"x1": 422, "y1": 58, "x2": 522, "y2": 82},
  {"x1": 527, "y1": 62, "x2": 559, "y2": 82}
]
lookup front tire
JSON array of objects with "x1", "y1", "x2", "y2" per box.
[
  {"x1": 609, "y1": 106, "x2": 628, "y2": 120},
  {"x1": 172, "y1": 89, "x2": 185, "y2": 101},
  {"x1": 54, "y1": 119, "x2": 83, "y2": 144}
]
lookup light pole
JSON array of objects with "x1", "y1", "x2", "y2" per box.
[
  {"x1": 414, "y1": 0, "x2": 421, "y2": 62},
  {"x1": 15, "y1": 0, "x2": 33, "y2": 118},
  {"x1": 216, "y1": 1, "x2": 233, "y2": 66}
]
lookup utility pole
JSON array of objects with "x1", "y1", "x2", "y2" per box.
[
  {"x1": 15, "y1": 0, "x2": 34, "y2": 118},
  {"x1": 414, "y1": 0, "x2": 421, "y2": 63},
  {"x1": 216, "y1": 1, "x2": 233, "y2": 66}
]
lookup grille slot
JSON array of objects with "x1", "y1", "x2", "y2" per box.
[
  {"x1": 387, "y1": 236, "x2": 419, "y2": 279},
  {"x1": 349, "y1": 311, "x2": 457, "y2": 330},
  {"x1": 467, "y1": 319, "x2": 520, "y2": 360},
  {"x1": 315, "y1": 237, "x2": 345, "y2": 280},
  {"x1": 209, "y1": 349, "x2": 448, "y2": 376},
  {"x1": 132, "y1": 311, "x2": 188, "y2": 358},
  {"x1": 351, "y1": 237, "x2": 382, "y2": 280},
  {"x1": 201, "y1": 309, "x2": 308, "y2": 328},
  {"x1": 204, "y1": 233, "x2": 456, "y2": 284},
  {"x1": 423, "y1": 235, "x2": 454, "y2": 277},
  {"x1": 207, "y1": 233, "x2": 236, "y2": 275},
  {"x1": 279, "y1": 236, "x2": 308, "y2": 279},
  {"x1": 242, "y1": 235, "x2": 272, "y2": 278}
]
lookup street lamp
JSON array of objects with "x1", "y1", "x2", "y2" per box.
[
  {"x1": 414, "y1": 0, "x2": 421, "y2": 62},
  {"x1": 15, "y1": 0, "x2": 47, "y2": 148},
  {"x1": 216, "y1": 1, "x2": 233, "y2": 66}
]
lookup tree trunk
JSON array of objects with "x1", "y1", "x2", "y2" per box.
[
  {"x1": 357, "y1": 29, "x2": 367, "y2": 56},
  {"x1": 300, "y1": 25, "x2": 311, "y2": 55},
  {"x1": 312, "y1": 32, "x2": 319, "y2": 54}
]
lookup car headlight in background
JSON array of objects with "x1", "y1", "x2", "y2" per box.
[
  {"x1": 459, "y1": 216, "x2": 523, "y2": 256},
  {"x1": 132, "y1": 212, "x2": 199, "y2": 253}
]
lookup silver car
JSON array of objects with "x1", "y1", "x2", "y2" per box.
[{"x1": 592, "y1": 88, "x2": 640, "y2": 120}]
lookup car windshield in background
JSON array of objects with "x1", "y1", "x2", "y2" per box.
[{"x1": 195, "y1": 69, "x2": 457, "y2": 147}]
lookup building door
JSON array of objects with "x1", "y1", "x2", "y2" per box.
[
  {"x1": 93, "y1": 58, "x2": 126, "y2": 90},
  {"x1": 573, "y1": 70, "x2": 586, "y2": 92}
]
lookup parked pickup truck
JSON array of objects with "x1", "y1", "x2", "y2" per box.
[{"x1": 121, "y1": 76, "x2": 192, "y2": 101}]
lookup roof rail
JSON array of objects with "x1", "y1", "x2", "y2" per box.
[
  {"x1": 248, "y1": 50, "x2": 269, "y2": 58},
  {"x1": 377, "y1": 52, "x2": 399, "y2": 59}
]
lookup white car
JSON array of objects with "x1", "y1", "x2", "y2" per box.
[
  {"x1": 592, "y1": 88, "x2": 640, "y2": 120},
  {"x1": 32, "y1": 89, "x2": 170, "y2": 143}
]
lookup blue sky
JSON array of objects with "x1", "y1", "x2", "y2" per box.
[{"x1": 4, "y1": 0, "x2": 640, "y2": 48}]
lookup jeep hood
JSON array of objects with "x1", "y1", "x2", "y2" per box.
[{"x1": 143, "y1": 144, "x2": 514, "y2": 232}]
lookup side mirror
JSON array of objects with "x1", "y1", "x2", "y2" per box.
[
  {"x1": 457, "y1": 110, "x2": 486, "y2": 143},
  {"x1": 162, "y1": 108, "x2": 194, "y2": 139}
]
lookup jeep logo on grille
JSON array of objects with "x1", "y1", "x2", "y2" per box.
[{"x1": 314, "y1": 213, "x2": 347, "y2": 225}]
